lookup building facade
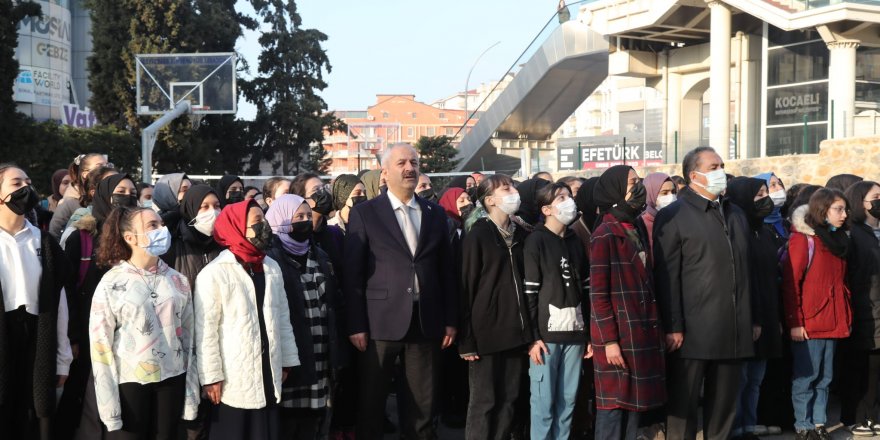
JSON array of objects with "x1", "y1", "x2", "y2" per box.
[
  {"x1": 14, "y1": 0, "x2": 93, "y2": 124},
  {"x1": 323, "y1": 94, "x2": 477, "y2": 175}
]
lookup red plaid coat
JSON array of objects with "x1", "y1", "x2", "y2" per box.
[{"x1": 590, "y1": 214, "x2": 666, "y2": 411}]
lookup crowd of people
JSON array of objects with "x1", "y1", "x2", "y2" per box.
[{"x1": 0, "y1": 143, "x2": 878, "y2": 440}]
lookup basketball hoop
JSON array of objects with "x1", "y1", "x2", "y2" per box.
[{"x1": 188, "y1": 113, "x2": 204, "y2": 130}]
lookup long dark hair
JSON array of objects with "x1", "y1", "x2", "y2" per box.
[
  {"x1": 845, "y1": 180, "x2": 880, "y2": 225},
  {"x1": 464, "y1": 174, "x2": 516, "y2": 232},
  {"x1": 96, "y1": 207, "x2": 152, "y2": 268},
  {"x1": 79, "y1": 165, "x2": 117, "y2": 207}
]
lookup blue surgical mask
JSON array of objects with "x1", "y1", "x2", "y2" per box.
[
  {"x1": 139, "y1": 226, "x2": 171, "y2": 257},
  {"x1": 695, "y1": 169, "x2": 727, "y2": 196}
]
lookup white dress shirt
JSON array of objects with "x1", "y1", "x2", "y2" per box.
[
  {"x1": 386, "y1": 190, "x2": 422, "y2": 238},
  {"x1": 0, "y1": 220, "x2": 73, "y2": 375}
]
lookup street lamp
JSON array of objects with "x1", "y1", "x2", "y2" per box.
[{"x1": 464, "y1": 41, "x2": 501, "y2": 135}]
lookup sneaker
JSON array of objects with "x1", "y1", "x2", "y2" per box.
[
  {"x1": 814, "y1": 425, "x2": 830, "y2": 440},
  {"x1": 850, "y1": 422, "x2": 875, "y2": 437},
  {"x1": 766, "y1": 426, "x2": 782, "y2": 435},
  {"x1": 752, "y1": 425, "x2": 769, "y2": 435}
]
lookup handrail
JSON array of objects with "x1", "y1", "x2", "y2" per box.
[{"x1": 453, "y1": 0, "x2": 597, "y2": 140}]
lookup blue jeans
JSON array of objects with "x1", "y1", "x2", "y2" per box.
[
  {"x1": 791, "y1": 339, "x2": 836, "y2": 432},
  {"x1": 733, "y1": 359, "x2": 768, "y2": 434},
  {"x1": 529, "y1": 342, "x2": 583, "y2": 440},
  {"x1": 595, "y1": 408, "x2": 640, "y2": 440}
]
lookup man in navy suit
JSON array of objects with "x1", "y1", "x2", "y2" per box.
[{"x1": 344, "y1": 143, "x2": 458, "y2": 440}]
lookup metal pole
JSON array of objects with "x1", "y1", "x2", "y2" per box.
[
  {"x1": 141, "y1": 101, "x2": 191, "y2": 183},
  {"x1": 803, "y1": 114, "x2": 808, "y2": 154},
  {"x1": 733, "y1": 123, "x2": 738, "y2": 159},
  {"x1": 464, "y1": 41, "x2": 501, "y2": 130},
  {"x1": 622, "y1": 137, "x2": 627, "y2": 166},
  {"x1": 831, "y1": 100, "x2": 835, "y2": 138},
  {"x1": 577, "y1": 142, "x2": 583, "y2": 170},
  {"x1": 674, "y1": 131, "x2": 678, "y2": 163}
]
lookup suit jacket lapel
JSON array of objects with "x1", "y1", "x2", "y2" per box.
[
  {"x1": 414, "y1": 196, "x2": 431, "y2": 258},
  {"x1": 375, "y1": 194, "x2": 413, "y2": 257}
]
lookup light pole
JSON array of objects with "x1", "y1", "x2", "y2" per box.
[{"x1": 464, "y1": 41, "x2": 501, "y2": 134}]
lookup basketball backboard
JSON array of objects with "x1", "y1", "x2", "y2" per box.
[{"x1": 136, "y1": 53, "x2": 237, "y2": 115}]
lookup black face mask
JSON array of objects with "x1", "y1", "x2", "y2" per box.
[
  {"x1": 754, "y1": 196, "x2": 774, "y2": 220},
  {"x1": 2, "y1": 185, "x2": 39, "y2": 216},
  {"x1": 310, "y1": 189, "x2": 334, "y2": 215},
  {"x1": 466, "y1": 187, "x2": 478, "y2": 203},
  {"x1": 111, "y1": 194, "x2": 138, "y2": 209},
  {"x1": 248, "y1": 220, "x2": 273, "y2": 251},
  {"x1": 868, "y1": 199, "x2": 880, "y2": 219},
  {"x1": 417, "y1": 189, "x2": 437, "y2": 202},
  {"x1": 350, "y1": 195, "x2": 367, "y2": 207},
  {"x1": 625, "y1": 182, "x2": 647, "y2": 212},
  {"x1": 288, "y1": 220, "x2": 313, "y2": 242},
  {"x1": 227, "y1": 189, "x2": 244, "y2": 204},
  {"x1": 459, "y1": 203, "x2": 475, "y2": 220}
]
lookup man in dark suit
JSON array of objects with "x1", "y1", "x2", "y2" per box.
[
  {"x1": 653, "y1": 146, "x2": 755, "y2": 440},
  {"x1": 344, "y1": 143, "x2": 458, "y2": 440}
]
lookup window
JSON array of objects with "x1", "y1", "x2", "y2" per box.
[
  {"x1": 407, "y1": 127, "x2": 414, "y2": 138},
  {"x1": 767, "y1": 41, "x2": 828, "y2": 87},
  {"x1": 427, "y1": 127, "x2": 435, "y2": 136},
  {"x1": 382, "y1": 111, "x2": 389, "y2": 118},
  {"x1": 411, "y1": 112, "x2": 417, "y2": 119},
  {"x1": 439, "y1": 112, "x2": 446, "y2": 119},
  {"x1": 446, "y1": 127, "x2": 455, "y2": 136}
]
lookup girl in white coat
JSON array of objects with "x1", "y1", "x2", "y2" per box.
[{"x1": 194, "y1": 199, "x2": 299, "y2": 440}]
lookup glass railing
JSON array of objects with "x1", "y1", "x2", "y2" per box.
[
  {"x1": 453, "y1": 0, "x2": 599, "y2": 139},
  {"x1": 763, "y1": 0, "x2": 880, "y2": 13}
]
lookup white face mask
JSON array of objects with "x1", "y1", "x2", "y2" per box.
[
  {"x1": 191, "y1": 209, "x2": 220, "y2": 237},
  {"x1": 497, "y1": 193, "x2": 521, "y2": 215},
  {"x1": 140, "y1": 200, "x2": 153, "y2": 209},
  {"x1": 553, "y1": 198, "x2": 578, "y2": 225},
  {"x1": 694, "y1": 169, "x2": 727, "y2": 196},
  {"x1": 769, "y1": 189, "x2": 786, "y2": 208},
  {"x1": 656, "y1": 194, "x2": 676, "y2": 210}
]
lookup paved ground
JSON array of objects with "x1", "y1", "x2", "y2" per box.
[{"x1": 378, "y1": 394, "x2": 880, "y2": 440}]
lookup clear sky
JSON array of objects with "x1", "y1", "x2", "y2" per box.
[{"x1": 235, "y1": 0, "x2": 567, "y2": 120}]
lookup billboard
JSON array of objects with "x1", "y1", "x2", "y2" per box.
[
  {"x1": 14, "y1": 0, "x2": 72, "y2": 120},
  {"x1": 558, "y1": 141, "x2": 664, "y2": 170}
]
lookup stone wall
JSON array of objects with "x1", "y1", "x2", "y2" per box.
[{"x1": 554, "y1": 135, "x2": 880, "y2": 185}]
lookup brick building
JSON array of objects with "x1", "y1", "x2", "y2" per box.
[{"x1": 323, "y1": 94, "x2": 477, "y2": 175}]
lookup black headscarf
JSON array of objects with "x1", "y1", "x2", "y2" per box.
[
  {"x1": 177, "y1": 184, "x2": 218, "y2": 245},
  {"x1": 575, "y1": 177, "x2": 599, "y2": 230},
  {"x1": 593, "y1": 165, "x2": 636, "y2": 224},
  {"x1": 180, "y1": 184, "x2": 217, "y2": 223},
  {"x1": 515, "y1": 178, "x2": 550, "y2": 225},
  {"x1": 93, "y1": 173, "x2": 132, "y2": 224},
  {"x1": 447, "y1": 175, "x2": 470, "y2": 191},
  {"x1": 726, "y1": 177, "x2": 767, "y2": 230},
  {"x1": 215, "y1": 175, "x2": 243, "y2": 207},
  {"x1": 332, "y1": 174, "x2": 362, "y2": 211}
]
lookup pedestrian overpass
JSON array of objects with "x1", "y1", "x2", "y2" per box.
[{"x1": 454, "y1": 18, "x2": 610, "y2": 174}]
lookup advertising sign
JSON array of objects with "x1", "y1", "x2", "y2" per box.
[
  {"x1": 13, "y1": 69, "x2": 35, "y2": 103},
  {"x1": 61, "y1": 104, "x2": 99, "y2": 128},
  {"x1": 766, "y1": 82, "x2": 828, "y2": 126}
]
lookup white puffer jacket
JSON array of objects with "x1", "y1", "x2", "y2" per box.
[{"x1": 194, "y1": 250, "x2": 299, "y2": 409}]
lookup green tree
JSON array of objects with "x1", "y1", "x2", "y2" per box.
[
  {"x1": 299, "y1": 143, "x2": 332, "y2": 174},
  {"x1": 415, "y1": 135, "x2": 460, "y2": 173},
  {"x1": 242, "y1": 0, "x2": 340, "y2": 175},
  {"x1": 0, "y1": 0, "x2": 40, "y2": 121},
  {"x1": 84, "y1": 0, "x2": 134, "y2": 129}
]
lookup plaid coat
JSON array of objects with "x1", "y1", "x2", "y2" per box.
[{"x1": 590, "y1": 214, "x2": 666, "y2": 411}]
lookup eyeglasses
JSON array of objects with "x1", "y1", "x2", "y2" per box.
[{"x1": 829, "y1": 206, "x2": 848, "y2": 214}]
